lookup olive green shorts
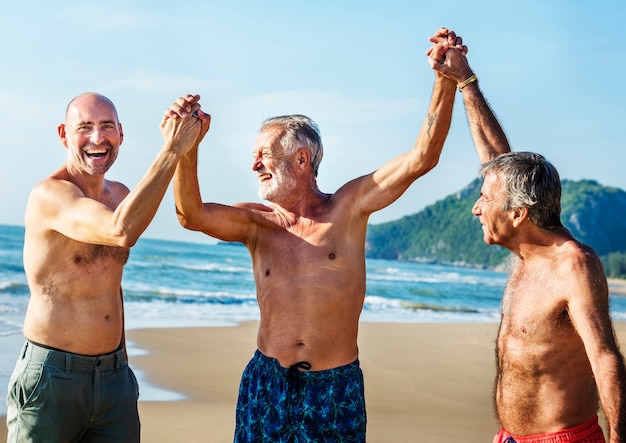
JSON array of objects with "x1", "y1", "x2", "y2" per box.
[{"x1": 6, "y1": 341, "x2": 140, "y2": 442}]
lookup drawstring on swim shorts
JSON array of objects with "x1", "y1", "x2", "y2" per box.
[
  {"x1": 287, "y1": 361, "x2": 312, "y2": 392},
  {"x1": 504, "y1": 437, "x2": 517, "y2": 443},
  {"x1": 286, "y1": 361, "x2": 312, "y2": 439}
]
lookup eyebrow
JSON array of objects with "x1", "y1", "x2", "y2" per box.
[{"x1": 74, "y1": 119, "x2": 117, "y2": 126}]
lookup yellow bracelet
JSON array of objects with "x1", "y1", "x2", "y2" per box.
[{"x1": 457, "y1": 73, "x2": 477, "y2": 90}]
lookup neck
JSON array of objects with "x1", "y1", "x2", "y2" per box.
[{"x1": 64, "y1": 164, "x2": 107, "y2": 199}]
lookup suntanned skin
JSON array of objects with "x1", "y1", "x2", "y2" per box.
[
  {"x1": 172, "y1": 43, "x2": 457, "y2": 370},
  {"x1": 475, "y1": 172, "x2": 626, "y2": 439},
  {"x1": 432, "y1": 27, "x2": 626, "y2": 441},
  {"x1": 22, "y1": 92, "x2": 202, "y2": 356}
]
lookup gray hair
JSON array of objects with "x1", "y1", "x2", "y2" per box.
[
  {"x1": 260, "y1": 114, "x2": 324, "y2": 177},
  {"x1": 479, "y1": 152, "x2": 562, "y2": 229}
]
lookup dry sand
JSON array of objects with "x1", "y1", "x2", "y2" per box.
[{"x1": 2, "y1": 321, "x2": 624, "y2": 442}]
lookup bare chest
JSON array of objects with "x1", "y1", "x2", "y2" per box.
[
  {"x1": 71, "y1": 243, "x2": 130, "y2": 267},
  {"x1": 252, "y1": 218, "x2": 364, "y2": 284},
  {"x1": 501, "y1": 268, "x2": 571, "y2": 338},
  {"x1": 497, "y1": 265, "x2": 584, "y2": 380}
]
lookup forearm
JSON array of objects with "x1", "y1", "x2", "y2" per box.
[
  {"x1": 412, "y1": 74, "x2": 457, "y2": 168},
  {"x1": 461, "y1": 81, "x2": 510, "y2": 164},
  {"x1": 596, "y1": 354, "x2": 626, "y2": 441},
  {"x1": 111, "y1": 144, "x2": 181, "y2": 245},
  {"x1": 173, "y1": 146, "x2": 205, "y2": 230},
  {"x1": 362, "y1": 75, "x2": 456, "y2": 213}
]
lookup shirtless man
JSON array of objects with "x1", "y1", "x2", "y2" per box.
[
  {"x1": 169, "y1": 36, "x2": 458, "y2": 441},
  {"x1": 7, "y1": 92, "x2": 202, "y2": 442},
  {"x1": 431, "y1": 28, "x2": 626, "y2": 442}
]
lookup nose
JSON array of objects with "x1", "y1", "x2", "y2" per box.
[
  {"x1": 89, "y1": 128, "x2": 106, "y2": 145},
  {"x1": 472, "y1": 199, "x2": 481, "y2": 216},
  {"x1": 251, "y1": 154, "x2": 263, "y2": 172}
]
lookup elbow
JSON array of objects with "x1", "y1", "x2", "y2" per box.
[
  {"x1": 107, "y1": 224, "x2": 139, "y2": 249},
  {"x1": 119, "y1": 236, "x2": 138, "y2": 248},
  {"x1": 114, "y1": 226, "x2": 140, "y2": 248},
  {"x1": 176, "y1": 207, "x2": 201, "y2": 232},
  {"x1": 427, "y1": 156, "x2": 440, "y2": 173},
  {"x1": 110, "y1": 231, "x2": 138, "y2": 249},
  {"x1": 177, "y1": 214, "x2": 193, "y2": 231},
  {"x1": 176, "y1": 210, "x2": 192, "y2": 230},
  {"x1": 421, "y1": 151, "x2": 442, "y2": 175}
]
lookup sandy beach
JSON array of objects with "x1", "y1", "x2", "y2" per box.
[{"x1": 1, "y1": 321, "x2": 624, "y2": 442}]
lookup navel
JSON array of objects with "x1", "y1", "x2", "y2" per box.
[
  {"x1": 265, "y1": 269, "x2": 270, "y2": 277},
  {"x1": 328, "y1": 252, "x2": 336, "y2": 260}
]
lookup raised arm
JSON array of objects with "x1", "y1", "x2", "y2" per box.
[
  {"x1": 349, "y1": 42, "x2": 456, "y2": 215},
  {"x1": 26, "y1": 97, "x2": 203, "y2": 248},
  {"x1": 429, "y1": 28, "x2": 511, "y2": 163},
  {"x1": 172, "y1": 96, "x2": 260, "y2": 243}
]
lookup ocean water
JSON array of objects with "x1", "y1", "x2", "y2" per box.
[
  {"x1": 0, "y1": 224, "x2": 512, "y2": 336},
  {"x1": 2, "y1": 223, "x2": 626, "y2": 414}
]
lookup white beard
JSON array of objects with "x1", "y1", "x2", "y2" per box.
[{"x1": 258, "y1": 160, "x2": 297, "y2": 202}]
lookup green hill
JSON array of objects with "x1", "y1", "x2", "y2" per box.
[{"x1": 365, "y1": 179, "x2": 626, "y2": 277}]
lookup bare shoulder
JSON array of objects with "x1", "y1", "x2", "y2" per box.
[
  {"x1": 550, "y1": 238, "x2": 608, "y2": 307},
  {"x1": 333, "y1": 174, "x2": 367, "y2": 200},
  {"x1": 27, "y1": 176, "x2": 79, "y2": 216},
  {"x1": 554, "y1": 238, "x2": 604, "y2": 279},
  {"x1": 234, "y1": 201, "x2": 273, "y2": 212}
]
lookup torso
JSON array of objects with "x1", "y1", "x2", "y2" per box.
[
  {"x1": 22, "y1": 173, "x2": 130, "y2": 356},
  {"x1": 248, "y1": 195, "x2": 367, "y2": 370},
  {"x1": 495, "y1": 250, "x2": 599, "y2": 435}
]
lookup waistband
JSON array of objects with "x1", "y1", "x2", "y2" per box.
[
  {"x1": 496, "y1": 415, "x2": 605, "y2": 443},
  {"x1": 21, "y1": 340, "x2": 127, "y2": 373},
  {"x1": 251, "y1": 350, "x2": 361, "y2": 383}
]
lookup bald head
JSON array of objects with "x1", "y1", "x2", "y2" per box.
[{"x1": 65, "y1": 93, "x2": 119, "y2": 124}]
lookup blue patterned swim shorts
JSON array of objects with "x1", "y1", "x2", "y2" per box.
[{"x1": 234, "y1": 350, "x2": 366, "y2": 442}]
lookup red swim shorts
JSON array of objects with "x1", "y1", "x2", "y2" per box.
[{"x1": 493, "y1": 415, "x2": 605, "y2": 443}]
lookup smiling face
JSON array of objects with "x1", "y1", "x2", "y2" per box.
[
  {"x1": 251, "y1": 126, "x2": 298, "y2": 202},
  {"x1": 59, "y1": 93, "x2": 123, "y2": 177},
  {"x1": 472, "y1": 171, "x2": 515, "y2": 246}
]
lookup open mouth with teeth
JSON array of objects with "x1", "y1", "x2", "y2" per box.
[
  {"x1": 85, "y1": 148, "x2": 109, "y2": 159},
  {"x1": 258, "y1": 173, "x2": 272, "y2": 182}
]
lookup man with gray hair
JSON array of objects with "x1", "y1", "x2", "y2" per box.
[
  {"x1": 475, "y1": 152, "x2": 626, "y2": 443},
  {"x1": 169, "y1": 30, "x2": 460, "y2": 442},
  {"x1": 431, "y1": 27, "x2": 626, "y2": 442}
]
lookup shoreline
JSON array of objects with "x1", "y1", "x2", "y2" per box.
[{"x1": 1, "y1": 321, "x2": 624, "y2": 441}]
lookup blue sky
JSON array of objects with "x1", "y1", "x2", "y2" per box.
[{"x1": 2, "y1": 1, "x2": 625, "y2": 244}]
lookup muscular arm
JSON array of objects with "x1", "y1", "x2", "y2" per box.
[
  {"x1": 348, "y1": 70, "x2": 456, "y2": 216},
  {"x1": 566, "y1": 251, "x2": 626, "y2": 441},
  {"x1": 174, "y1": 144, "x2": 259, "y2": 243},
  {"x1": 27, "y1": 109, "x2": 202, "y2": 248}
]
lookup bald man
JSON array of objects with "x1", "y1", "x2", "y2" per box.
[{"x1": 6, "y1": 92, "x2": 203, "y2": 442}]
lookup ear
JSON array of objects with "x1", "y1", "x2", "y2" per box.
[
  {"x1": 57, "y1": 123, "x2": 68, "y2": 148},
  {"x1": 297, "y1": 148, "x2": 310, "y2": 170},
  {"x1": 118, "y1": 122, "x2": 124, "y2": 146},
  {"x1": 511, "y1": 207, "x2": 529, "y2": 228}
]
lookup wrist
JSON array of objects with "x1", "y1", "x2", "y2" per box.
[
  {"x1": 457, "y1": 73, "x2": 477, "y2": 91},
  {"x1": 435, "y1": 71, "x2": 457, "y2": 87}
]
